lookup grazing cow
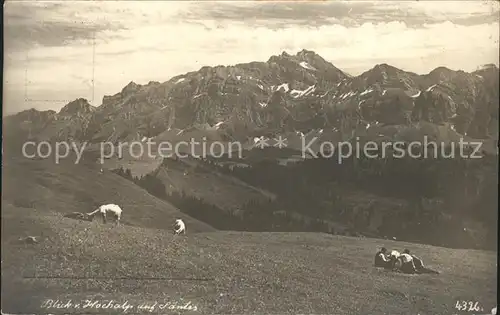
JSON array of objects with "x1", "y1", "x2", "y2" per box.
[
  {"x1": 174, "y1": 219, "x2": 186, "y2": 235},
  {"x1": 87, "y1": 204, "x2": 123, "y2": 225}
]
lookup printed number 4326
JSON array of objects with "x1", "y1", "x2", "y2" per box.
[{"x1": 455, "y1": 300, "x2": 481, "y2": 312}]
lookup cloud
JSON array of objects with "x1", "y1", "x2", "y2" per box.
[
  {"x1": 2, "y1": 1, "x2": 499, "y2": 115},
  {"x1": 3, "y1": 1, "x2": 126, "y2": 52},
  {"x1": 178, "y1": 1, "x2": 499, "y2": 28}
]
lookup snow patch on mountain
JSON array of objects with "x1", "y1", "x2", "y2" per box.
[
  {"x1": 426, "y1": 84, "x2": 437, "y2": 92},
  {"x1": 340, "y1": 91, "x2": 355, "y2": 100},
  {"x1": 299, "y1": 61, "x2": 316, "y2": 71},
  {"x1": 290, "y1": 85, "x2": 316, "y2": 98},
  {"x1": 214, "y1": 122, "x2": 225, "y2": 129},
  {"x1": 360, "y1": 89, "x2": 374, "y2": 96},
  {"x1": 276, "y1": 83, "x2": 290, "y2": 92}
]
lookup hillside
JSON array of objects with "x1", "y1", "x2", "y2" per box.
[
  {"x1": 4, "y1": 124, "x2": 495, "y2": 251},
  {"x1": 2, "y1": 125, "x2": 497, "y2": 314},
  {"x1": 2, "y1": 205, "x2": 497, "y2": 315},
  {"x1": 98, "y1": 151, "x2": 277, "y2": 211},
  {"x1": 105, "y1": 143, "x2": 496, "y2": 250},
  {"x1": 1, "y1": 157, "x2": 215, "y2": 232}
]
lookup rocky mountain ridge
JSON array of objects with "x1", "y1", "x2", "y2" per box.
[{"x1": 4, "y1": 49, "x2": 499, "y2": 153}]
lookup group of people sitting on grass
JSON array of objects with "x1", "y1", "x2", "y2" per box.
[{"x1": 374, "y1": 247, "x2": 440, "y2": 274}]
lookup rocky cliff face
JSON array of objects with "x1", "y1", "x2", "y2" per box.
[{"x1": 4, "y1": 50, "x2": 499, "y2": 148}]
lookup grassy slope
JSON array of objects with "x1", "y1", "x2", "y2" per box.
[
  {"x1": 100, "y1": 148, "x2": 277, "y2": 211},
  {"x1": 156, "y1": 158, "x2": 276, "y2": 211},
  {"x1": 1, "y1": 205, "x2": 497, "y2": 315},
  {"x1": 1, "y1": 157, "x2": 215, "y2": 232},
  {"x1": 87, "y1": 142, "x2": 164, "y2": 178}
]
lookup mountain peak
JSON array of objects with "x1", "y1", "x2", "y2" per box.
[
  {"x1": 479, "y1": 63, "x2": 498, "y2": 70},
  {"x1": 361, "y1": 63, "x2": 400, "y2": 78},
  {"x1": 281, "y1": 51, "x2": 291, "y2": 57},
  {"x1": 429, "y1": 66, "x2": 453, "y2": 74},
  {"x1": 271, "y1": 49, "x2": 320, "y2": 61},
  {"x1": 59, "y1": 98, "x2": 96, "y2": 116},
  {"x1": 122, "y1": 81, "x2": 140, "y2": 94},
  {"x1": 373, "y1": 63, "x2": 399, "y2": 71},
  {"x1": 9, "y1": 108, "x2": 57, "y2": 125},
  {"x1": 296, "y1": 49, "x2": 316, "y2": 57},
  {"x1": 267, "y1": 50, "x2": 296, "y2": 63}
]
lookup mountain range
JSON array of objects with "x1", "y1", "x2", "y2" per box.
[{"x1": 4, "y1": 50, "x2": 499, "y2": 158}]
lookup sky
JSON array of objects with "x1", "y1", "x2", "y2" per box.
[{"x1": 3, "y1": 0, "x2": 499, "y2": 115}]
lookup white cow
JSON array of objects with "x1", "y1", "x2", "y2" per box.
[
  {"x1": 87, "y1": 204, "x2": 123, "y2": 225},
  {"x1": 174, "y1": 219, "x2": 186, "y2": 235}
]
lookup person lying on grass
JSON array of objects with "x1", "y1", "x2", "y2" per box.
[
  {"x1": 395, "y1": 251, "x2": 418, "y2": 273},
  {"x1": 387, "y1": 249, "x2": 401, "y2": 270},
  {"x1": 403, "y1": 249, "x2": 440, "y2": 274},
  {"x1": 391, "y1": 249, "x2": 440, "y2": 274}
]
